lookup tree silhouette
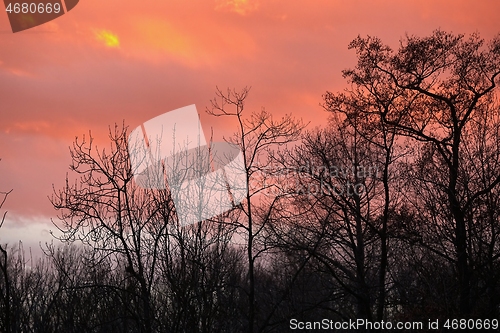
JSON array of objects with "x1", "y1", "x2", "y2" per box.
[
  {"x1": 2, "y1": 31, "x2": 500, "y2": 331},
  {"x1": 0, "y1": 185, "x2": 13, "y2": 333},
  {"x1": 335, "y1": 30, "x2": 500, "y2": 317}
]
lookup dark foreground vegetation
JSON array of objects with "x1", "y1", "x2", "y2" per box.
[{"x1": 1, "y1": 31, "x2": 500, "y2": 332}]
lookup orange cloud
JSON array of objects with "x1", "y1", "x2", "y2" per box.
[
  {"x1": 2, "y1": 0, "x2": 500, "y2": 231},
  {"x1": 119, "y1": 16, "x2": 257, "y2": 66},
  {"x1": 132, "y1": 18, "x2": 192, "y2": 59}
]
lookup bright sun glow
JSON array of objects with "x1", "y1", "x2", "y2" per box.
[{"x1": 95, "y1": 30, "x2": 120, "y2": 48}]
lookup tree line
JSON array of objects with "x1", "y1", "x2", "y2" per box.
[{"x1": 1, "y1": 30, "x2": 500, "y2": 332}]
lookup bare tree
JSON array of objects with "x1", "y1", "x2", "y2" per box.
[
  {"x1": 207, "y1": 87, "x2": 305, "y2": 333},
  {"x1": 340, "y1": 30, "x2": 500, "y2": 316},
  {"x1": 322, "y1": 88, "x2": 406, "y2": 321},
  {"x1": 51, "y1": 124, "x2": 177, "y2": 333},
  {"x1": 270, "y1": 108, "x2": 399, "y2": 324},
  {"x1": 0, "y1": 162, "x2": 13, "y2": 333}
]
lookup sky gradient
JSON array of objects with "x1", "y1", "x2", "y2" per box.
[{"x1": 1, "y1": 0, "x2": 499, "y2": 252}]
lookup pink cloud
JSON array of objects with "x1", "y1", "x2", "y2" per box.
[{"x1": 0, "y1": 0, "x2": 499, "y2": 246}]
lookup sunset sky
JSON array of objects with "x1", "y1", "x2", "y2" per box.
[{"x1": 1, "y1": 0, "x2": 499, "y2": 253}]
